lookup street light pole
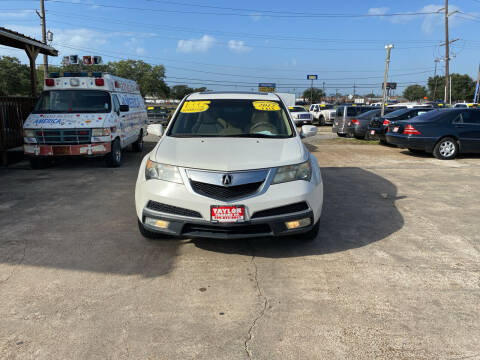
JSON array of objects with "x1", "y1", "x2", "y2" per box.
[{"x1": 381, "y1": 44, "x2": 394, "y2": 117}]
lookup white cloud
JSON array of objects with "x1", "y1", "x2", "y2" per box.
[
  {"x1": 367, "y1": 7, "x2": 389, "y2": 16},
  {"x1": 250, "y1": 12, "x2": 262, "y2": 22},
  {"x1": 177, "y1": 35, "x2": 216, "y2": 53},
  {"x1": 0, "y1": 10, "x2": 33, "y2": 19},
  {"x1": 366, "y1": 4, "x2": 473, "y2": 33},
  {"x1": 124, "y1": 37, "x2": 146, "y2": 56},
  {"x1": 227, "y1": 40, "x2": 252, "y2": 53}
]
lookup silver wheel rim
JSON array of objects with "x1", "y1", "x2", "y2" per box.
[
  {"x1": 439, "y1": 141, "x2": 455, "y2": 157},
  {"x1": 115, "y1": 147, "x2": 121, "y2": 162}
]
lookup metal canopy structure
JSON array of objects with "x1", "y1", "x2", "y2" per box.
[{"x1": 0, "y1": 27, "x2": 58, "y2": 97}]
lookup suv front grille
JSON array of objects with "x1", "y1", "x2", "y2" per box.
[
  {"x1": 190, "y1": 180, "x2": 263, "y2": 200},
  {"x1": 251, "y1": 202, "x2": 309, "y2": 219},
  {"x1": 35, "y1": 129, "x2": 91, "y2": 144},
  {"x1": 146, "y1": 201, "x2": 202, "y2": 218}
]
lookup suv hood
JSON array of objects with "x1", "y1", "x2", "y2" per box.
[{"x1": 153, "y1": 136, "x2": 307, "y2": 171}]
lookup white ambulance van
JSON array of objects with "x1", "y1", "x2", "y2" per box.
[{"x1": 23, "y1": 72, "x2": 147, "y2": 168}]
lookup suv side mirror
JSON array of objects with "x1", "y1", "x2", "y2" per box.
[
  {"x1": 119, "y1": 104, "x2": 129, "y2": 112},
  {"x1": 300, "y1": 125, "x2": 317, "y2": 138},
  {"x1": 148, "y1": 124, "x2": 163, "y2": 137}
]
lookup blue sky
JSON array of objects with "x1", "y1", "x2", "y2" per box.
[{"x1": 2, "y1": 0, "x2": 480, "y2": 96}]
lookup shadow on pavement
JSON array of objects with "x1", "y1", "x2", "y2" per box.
[
  {"x1": 191, "y1": 167, "x2": 405, "y2": 258},
  {"x1": 0, "y1": 140, "x2": 180, "y2": 278}
]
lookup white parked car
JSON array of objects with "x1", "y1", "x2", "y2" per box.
[
  {"x1": 135, "y1": 91, "x2": 323, "y2": 240},
  {"x1": 289, "y1": 106, "x2": 313, "y2": 125}
]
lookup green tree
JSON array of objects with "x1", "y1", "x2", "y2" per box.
[
  {"x1": 108, "y1": 60, "x2": 168, "y2": 98},
  {"x1": 403, "y1": 85, "x2": 427, "y2": 101},
  {"x1": 427, "y1": 73, "x2": 475, "y2": 102},
  {"x1": 302, "y1": 87, "x2": 326, "y2": 103},
  {"x1": 0, "y1": 56, "x2": 31, "y2": 96}
]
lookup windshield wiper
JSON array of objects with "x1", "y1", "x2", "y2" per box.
[{"x1": 222, "y1": 133, "x2": 283, "y2": 138}]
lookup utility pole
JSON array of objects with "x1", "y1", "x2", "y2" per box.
[
  {"x1": 36, "y1": 0, "x2": 48, "y2": 78},
  {"x1": 444, "y1": 0, "x2": 450, "y2": 105},
  {"x1": 474, "y1": 64, "x2": 480, "y2": 103},
  {"x1": 353, "y1": 82, "x2": 356, "y2": 98},
  {"x1": 381, "y1": 44, "x2": 394, "y2": 117},
  {"x1": 433, "y1": 58, "x2": 442, "y2": 100}
]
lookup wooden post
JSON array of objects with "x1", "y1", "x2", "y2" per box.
[{"x1": 25, "y1": 45, "x2": 39, "y2": 97}]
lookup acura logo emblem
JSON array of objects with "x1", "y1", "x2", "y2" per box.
[{"x1": 222, "y1": 174, "x2": 232, "y2": 186}]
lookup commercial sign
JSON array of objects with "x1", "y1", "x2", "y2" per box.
[
  {"x1": 307, "y1": 75, "x2": 318, "y2": 80},
  {"x1": 258, "y1": 83, "x2": 276, "y2": 92},
  {"x1": 382, "y1": 82, "x2": 397, "y2": 90}
]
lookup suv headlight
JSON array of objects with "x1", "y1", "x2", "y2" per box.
[
  {"x1": 272, "y1": 160, "x2": 312, "y2": 184},
  {"x1": 145, "y1": 159, "x2": 183, "y2": 183},
  {"x1": 91, "y1": 128, "x2": 111, "y2": 136},
  {"x1": 24, "y1": 129, "x2": 34, "y2": 137}
]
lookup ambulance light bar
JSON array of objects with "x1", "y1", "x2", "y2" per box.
[{"x1": 49, "y1": 72, "x2": 103, "y2": 78}]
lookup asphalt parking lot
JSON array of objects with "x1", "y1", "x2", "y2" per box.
[{"x1": 1, "y1": 132, "x2": 479, "y2": 359}]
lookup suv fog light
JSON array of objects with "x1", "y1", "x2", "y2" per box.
[
  {"x1": 285, "y1": 217, "x2": 311, "y2": 230},
  {"x1": 145, "y1": 217, "x2": 169, "y2": 229}
]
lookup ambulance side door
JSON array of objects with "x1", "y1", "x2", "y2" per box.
[{"x1": 111, "y1": 94, "x2": 124, "y2": 145}]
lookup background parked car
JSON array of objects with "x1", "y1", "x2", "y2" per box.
[
  {"x1": 147, "y1": 105, "x2": 170, "y2": 125},
  {"x1": 332, "y1": 105, "x2": 374, "y2": 137},
  {"x1": 289, "y1": 106, "x2": 313, "y2": 125},
  {"x1": 368, "y1": 107, "x2": 434, "y2": 144},
  {"x1": 346, "y1": 108, "x2": 397, "y2": 139},
  {"x1": 309, "y1": 103, "x2": 335, "y2": 125},
  {"x1": 386, "y1": 108, "x2": 480, "y2": 160}
]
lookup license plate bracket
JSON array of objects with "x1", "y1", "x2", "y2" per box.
[
  {"x1": 211, "y1": 205, "x2": 245, "y2": 223},
  {"x1": 53, "y1": 146, "x2": 71, "y2": 155}
]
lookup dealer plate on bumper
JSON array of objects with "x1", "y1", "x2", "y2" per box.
[{"x1": 211, "y1": 205, "x2": 245, "y2": 223}]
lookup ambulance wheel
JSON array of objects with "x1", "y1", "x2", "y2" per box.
[
  {"x1": 106, "y1": 138, "x2": 122, "y2": 167},
  {"x1": 132, "y1": 130, "x2": 144, "y2": 152},
  {"x1": 30, "y1": 157, "x2": 51, "y2": 169}
]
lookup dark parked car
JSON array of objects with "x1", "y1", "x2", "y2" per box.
[
  {"x1": 368, "y1": 107, "x2": 434, "y2": 144},
  {"x1": 332, "y1": 105, "x2": 375, "y2": 137},
  {"x1": 147, "y1": 106, "x2": 170, "y2": 124},
  {"x1": 386, "y1": 108, "x2": 480, "y2": 160},
  {"x1": 346, "y1": 108, "x2": 397, "y2": 139}
]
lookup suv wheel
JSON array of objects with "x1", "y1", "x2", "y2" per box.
[
  {"x1": 318, "y1": 116, "x2": 325, "y2": 126},
  {"x1": 433, "y1": 137, "x2": 458, "y2": 160}
]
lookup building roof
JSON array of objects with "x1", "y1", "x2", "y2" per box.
[{"x1": 0, "y1": 27, "x2": 58, "y2": 56}]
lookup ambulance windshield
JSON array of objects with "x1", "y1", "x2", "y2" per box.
[
  {"x1": 33, "y1": 90, "x2": 111, "y2": 114},
  {"x1": 168, "y1": 99, "x2": 294, "y2": 138}
]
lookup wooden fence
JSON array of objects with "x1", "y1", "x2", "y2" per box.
[{"x1": 0, "y1": 96, "x2": 37, "y2": 165}]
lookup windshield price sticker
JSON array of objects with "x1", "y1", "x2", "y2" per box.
[
  {"x1": 180, "y1": 101, "x2": 211, "y2": 113},
  {"x1": 211, "y1": 206, "x2": 245, "y2": 223},
  {"x1": 253, "y1": 101, "x2": 281, "y2": 111}
]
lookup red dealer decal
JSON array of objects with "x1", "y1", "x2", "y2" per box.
[{"x1": 211, "y1": 206, "x2": 245, "y2": 223}]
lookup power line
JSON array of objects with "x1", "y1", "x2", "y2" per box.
[
  {"x1": 53, "y1": 42, "x2": 435, "y2": 81},
  {"x1": 42, "y1": 0, "x2": 441, "y2": 18}
]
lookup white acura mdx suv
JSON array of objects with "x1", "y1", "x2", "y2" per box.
[{"x1": 135, "y1": 91, "x2": 323, "y2": 240}]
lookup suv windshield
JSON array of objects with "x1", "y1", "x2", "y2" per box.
[
  {"x1": 33, "y1": 90, "x2": 111, "y2": 114},
  {"x1": 168, "y1": 99, "x2": 294, "y2": 138}
]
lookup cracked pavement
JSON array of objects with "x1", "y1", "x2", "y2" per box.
[{"x1": 0, "y1": 134, "x2": 479, "y2": 359}]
